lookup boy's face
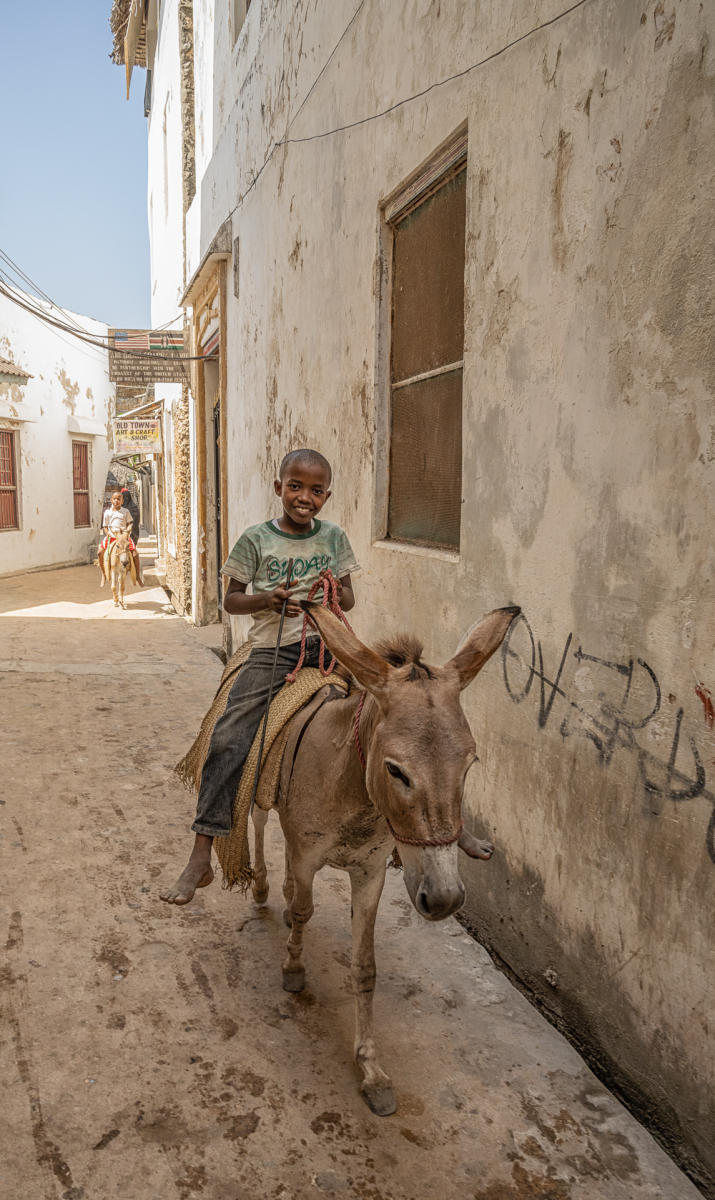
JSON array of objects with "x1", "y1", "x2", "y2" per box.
[
  {"x1": 111, "y1": 492, "x2": 123, "y2": 509},
  {"x1": 274, "y1": 461, "x2": 332, "y2": 531}
]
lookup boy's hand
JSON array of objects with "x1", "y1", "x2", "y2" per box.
[
  {"x1": 319, "y1": 568, "x2": 342, "y2": 601},
  {"x1": 269, "y1": 579, "x2": 301, "y2": 616}
]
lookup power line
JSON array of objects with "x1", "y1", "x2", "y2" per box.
[
  {"x1": 280, "y1": 0, "x2": 593, "y2": 146},
  {"x1": 0, "y1": 275, "x2": 209, "y2": 364},
  {"x1": 226, "y1": 0, "x2": 593, "y2": 220},
  {"x1": 0, "y1": 248, "x2": 89, "y2": 335}
]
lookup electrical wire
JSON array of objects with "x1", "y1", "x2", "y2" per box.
[
  {"x1": 2, "y1": 0, "x2": 593, "y2": 360},
  {"x1": 0, "y1": 248, "x2": 89, "y2": 335},
  {"x1": 0, "y1": 275, "x2": 208, "y2": 363},
  {"x1": 280, "y1": 0, "x2": 593, "y2": 146},
  {"x1": 225, "y1": 0, "x2": 593, "y2": 220}
]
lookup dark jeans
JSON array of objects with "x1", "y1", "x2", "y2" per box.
[{"x1": 192, "y1": 638, "x2": 329, "y2": 837}]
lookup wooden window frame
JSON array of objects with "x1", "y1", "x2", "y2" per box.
[
  {"x1": 72, "y1": 440, "x2": 91, "y2": 528},
  {"x1": 0, "y1": 428, "x2": 20, "y2": 532},
  {"x1": 375, "y1": 129, "x2": 468, "y2": 554}
]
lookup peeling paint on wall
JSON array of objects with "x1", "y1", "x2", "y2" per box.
[{"x1": 57, "y1": 369, "x2": 80, "y2": 414}]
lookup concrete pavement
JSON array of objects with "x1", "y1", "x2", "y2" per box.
[{"x1": 0, "y1": 561, "x2": 702, "y2": 1199}]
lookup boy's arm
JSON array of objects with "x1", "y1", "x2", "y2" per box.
[
  {"x1": 338, "y1": 573, "x2": 355, "y2": 612},
  {"x1": 223, "y1": 576, "x2": 302, "y2": 617}
]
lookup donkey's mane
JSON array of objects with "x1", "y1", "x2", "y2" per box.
[{"x1": 374, "y1": 634, "x2": 434, "y2": 680}]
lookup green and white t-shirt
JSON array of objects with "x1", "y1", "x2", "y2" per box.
[{"x1": 222, "y1": 519, "x2": 359, "y2": 647}]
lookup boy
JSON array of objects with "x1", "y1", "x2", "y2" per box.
[
  {"x1": 161, "y1": 448, "x2": 358, "y2": 905},
  {"x1": 98, "y1": 489, "x2": 144, "y2": 586}
]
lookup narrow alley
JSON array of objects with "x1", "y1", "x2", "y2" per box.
[{"x1": 1, "y1": 560, "x2": 701, "y2": 1200}]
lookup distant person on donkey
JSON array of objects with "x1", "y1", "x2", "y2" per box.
[{"x1": 98, "y1": 489, "x2": 144, "y2": 586}]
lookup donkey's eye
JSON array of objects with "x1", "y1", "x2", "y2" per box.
[{"x1": 385, "y1": 761, "x2": 411, "y2": 787}]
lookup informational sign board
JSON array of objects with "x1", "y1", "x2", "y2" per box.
[
  {"x1": 112, "y1": 418, "x2": 163, "y2": 455},
  {"x1": 108, "y1": 329, "x2": 187, "y2": 385}
]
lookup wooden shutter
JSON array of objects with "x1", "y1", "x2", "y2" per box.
[
  {"x1": 387, "y1": 162, "x2": 466, "y2": 550},
  {"x1": 72, "y1": 441, "x2": 91, "y2": 527},
  {"x1": 0, "y1": 430, "x2": 19, "y2": 531}
]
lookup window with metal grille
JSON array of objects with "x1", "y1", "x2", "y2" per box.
[
  {"x1": 72, "y1": 441, "x2": 91, "y2": 528},
  {"x1": 0, "y1": 429, "x2": 19, "y2": 531},
  {"x1": 386, "y1": 145, "x2": 467, "y2": 551}
]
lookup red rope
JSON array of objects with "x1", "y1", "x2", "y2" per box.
[
  {"x1": 284, "y1": 570, "x2": 356, "y2": 684},
  {"x1": 386, "y1": 819, "x2": 464, "y2": 848},
  {"x1": 353, "y1": 690, "x2": 367, "y2": 770}
]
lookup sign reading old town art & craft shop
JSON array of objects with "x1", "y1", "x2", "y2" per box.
[
  {"x1": 112, "y1": 418, "x2": 163, "y2": 455},
  {"x1": 108, "y1": 328, "x2": 187, "y2": 385}
]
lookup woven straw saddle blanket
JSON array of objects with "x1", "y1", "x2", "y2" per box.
[{"x1": 175, "y1": 641, "x2": 349, "y2": 891}]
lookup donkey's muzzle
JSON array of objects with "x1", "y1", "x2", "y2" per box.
[{"x1": 415, "y1": 878, "x2": 465, "y2": 921}]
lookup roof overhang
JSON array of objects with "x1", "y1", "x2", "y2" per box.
[
  {"x1": 0, "y1": 354, "x2": 32, "y2": 384},
  {"x1": 67, "y1": 416, "x2": 107, "y2": 437},
  {"x1": 180, "y1": 217, "x2": 233, "y2": 307}
]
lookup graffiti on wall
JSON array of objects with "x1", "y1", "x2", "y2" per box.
[{"x1": 501, "y1": 613, "x2": 715, "y2": 863}]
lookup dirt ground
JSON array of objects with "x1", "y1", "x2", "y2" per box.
[{"x1": 0, "y1": 557, "x2": 703, "y2": 1200}]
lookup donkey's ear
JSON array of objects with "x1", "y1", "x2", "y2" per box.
[
  {"x1": 300, "y1": 602, "x2": 391, "y2": 693},
  {"x1": 445, "y1": 606, "x2": 521, "y2": 690}
]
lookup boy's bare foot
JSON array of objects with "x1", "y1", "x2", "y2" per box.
[{"x1": 160, "y1": 860, "x2": 214, "y2": 904}]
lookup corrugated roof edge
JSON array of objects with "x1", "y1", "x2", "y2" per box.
[{"x1": 0, "y1": 354, "x2": 32, "y2": 380}]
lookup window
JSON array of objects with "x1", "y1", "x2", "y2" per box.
[
  {"x1": 384, "y1": 136, "x2": 467, "y2": 551},
  {"x1": 0, "y1": 430, "x2": 19, "y2": 531},
  {"x1": 231, "y1": 0, "x2": 251, "y2": 44},
  {"x1": 72, "y1": 441, "x2": 91, "y2": 527}
]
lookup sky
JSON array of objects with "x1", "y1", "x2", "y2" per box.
[{"x1": 1, "y1": 2, "x2": 151, "y2": 328}]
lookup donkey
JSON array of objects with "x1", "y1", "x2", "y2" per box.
[
  {"x1": 105, "y1": 529, "x2": 134, "y2": 608},
  {"x1": 251, "y1": 602, "x2": 520, "y2": 1116}
]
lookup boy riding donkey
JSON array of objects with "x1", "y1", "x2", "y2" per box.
[
  {"x1": 98, "y1": 489, "x2": 145, "y2": 587},
  {"x1": 161, "y1": 448, "x2": 358, "y2": 905}
]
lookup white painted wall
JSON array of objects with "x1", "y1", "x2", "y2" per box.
[
  {"x1": 0, "y1": 289, "x2": 114, "y2": 575},
  {"x1": 147, "y1": 0, "x2": 185, "y2": 328}
]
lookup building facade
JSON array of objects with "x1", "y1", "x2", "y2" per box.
[
  {"x1": 113, "y1": 0, "x2": 715, "y2": 1187},
  {"x1": 0, "y1": 289, "x2": 115, "y2": 575}
]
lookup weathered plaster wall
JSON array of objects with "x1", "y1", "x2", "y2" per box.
[
  {"x1": 147, "y1": 0, "x2": 193, "y2": 610},
  {"x1": 148, "y1": 0, "x2": 186, "y2": 326},
  {"x1": 0, "y1": 290, "x2": 114, "y2": 575},
  {"x1": 172, "y1": 0, "x2": 714, "y2": 1185}
]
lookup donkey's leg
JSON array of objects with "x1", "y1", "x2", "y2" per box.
[
  {"x1": 251, "y1": 806, "x2": 270, "y2": 906},
  {"x1": 282, "y1": 842, "x2": 295, "y2": 926},
  {"x1": 282, "y1": 854, "x2": 316, "y2": 993},
  {"x1": 349, "y1": 860, "x2": 395, "y2": 1116}
]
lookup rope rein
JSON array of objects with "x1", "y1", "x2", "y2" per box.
[{"x1": 284, "y1": 570, "x2": 356, "y2": 684}]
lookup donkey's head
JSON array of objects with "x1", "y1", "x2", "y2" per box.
[
  {"x1": 115, "y1": 529, "x2": 131, "y2": 568},
  {"x1": 301, "y1": 603, "x2": 520, "y2": 922}
]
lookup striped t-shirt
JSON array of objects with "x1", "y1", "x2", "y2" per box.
[{"x1": 222, "y1": 518, "x2": 359, "y2": 647}]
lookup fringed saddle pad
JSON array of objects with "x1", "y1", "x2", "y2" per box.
[{"x1": 175, "y1": 641, "x2": 348, "y2": 891}]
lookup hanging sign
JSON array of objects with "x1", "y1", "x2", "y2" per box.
[
  {"x1": 108, "y1": 328, "x2": 187, "y2": 385},
  {"x1": 112, "y1": 418, "x2": 163, "y2": 455}
]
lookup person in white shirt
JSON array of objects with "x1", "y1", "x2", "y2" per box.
[{"x1": 98, "y1": 490, "x2": 144, "y2": 585}]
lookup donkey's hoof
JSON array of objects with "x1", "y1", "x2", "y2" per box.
[
  {"x1": 361, "y1": 1082, "x2": 397, "y2": 1117},
  {"x1": 252, "y1": 884, "x2": 269, "y2": 906},
  {"x1": 282, "y1": 966, "x2": 305, "y2": 993}
]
